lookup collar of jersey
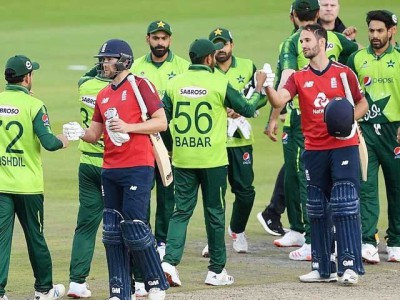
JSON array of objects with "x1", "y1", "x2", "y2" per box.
[
  {"x1": 145, "y1": 50, "x2": 174, "y2": 64},
  {"x1": 5, "y1": 84, "x2": 30, "y2": 95},
  {"x1": 367, "y1": 44, "x2": 394, "y2": 59},
  {"x1": 215, "y1": 56, "x2": 237, "y2": 73},
  {"x1": 188, "y1": 64, "x2": 214, "y2": 73}
]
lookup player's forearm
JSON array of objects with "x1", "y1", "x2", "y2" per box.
[
  {"x1": 354, "y1": 97, "x2": 369, "y2": 120},
  {"x1": 265, "y1": 87, "x2": 288, "y2": 108}
]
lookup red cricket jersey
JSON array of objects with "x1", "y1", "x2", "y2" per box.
[
  {"x1": 92, "y1": 74, "x2": 163, "y2": 168},
  {"x1": 284, "y1": 61, "x2": 364, "y2": 150}
]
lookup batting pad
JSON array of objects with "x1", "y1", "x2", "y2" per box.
[
  {"x1": 121, "y1": 220, "x2": 169, "y2": 292},
  {"x1": 331, "y1": 182, "x2": 365, "y2": 276},
  {"x1": 103, "y1": 209, "x2": 132, "y2": 299},
  {"x1": 307, "y1": 185, "x2": 334, "y2": 278}
]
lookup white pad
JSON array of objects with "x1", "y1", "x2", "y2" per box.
[{"x1": 62, "y1": 122, "x2": 85, "y2": 141}]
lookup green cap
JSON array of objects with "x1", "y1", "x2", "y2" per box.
[
  {"x1": 147, "y1": 20, "x2": 172, "y2": 35},
  {"x1": 383, "y1": 10, "x2": 398, "y2": 26},
  {"x1": 189, "y1": 39, "x2": 224, "y2": 60},
  {"x1": 209, "y1": 28, "x2": 233, "y2": 43},
  {"x1": 5, "y1": 55, "x2": 40, "y2": 77},
  {"x1": 293, "y1": 0, "x2": 320, "y2": 13}
]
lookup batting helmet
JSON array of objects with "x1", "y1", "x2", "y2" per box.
[
  {"x1": 95, "y1": 39, "x2": 134, "y2": 70},
  {"x1": 324, "y1": 97, "x2": 355, "y2": 138}
]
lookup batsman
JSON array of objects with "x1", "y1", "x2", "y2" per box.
[{"x1": 63, "y1": 39, "x2": 169, "y2": 300}]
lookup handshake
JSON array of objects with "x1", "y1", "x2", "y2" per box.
[{"x1": 254, "y1": 63, "x2": 275, "y2": 88}]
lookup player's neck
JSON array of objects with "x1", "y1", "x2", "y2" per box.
[
  {"x1": 151, "y1": 52, "x2": 168, "y2": 63},
  {"x1": 112, "y1": 70, "x2": 130, "y2": 86},
  {"x1": 372, "y1": 42, "x2": 390, "y2": 57},
  {"x1": 320, "y1": 20, "x2": 335, "y2": 31},
  {"x1": 216, "y1": 57, "x2": 232, "y2": 73},
  {"x1": 309, "y1": 55, "x2": 330, "y2": 71}
]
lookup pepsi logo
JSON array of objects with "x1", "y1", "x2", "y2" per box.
[
  {"x1": 364, "y1": 76, "x2": 372, "y2": 86},
  {"x1": 394, "y1": 147, "x2": 400, "y2": 156},
  {"x1": 243, "y1": 152, "x2": 250, "y2": 161},
  {"x1": 282, "y1": 132, "x2": 288, "y2": 141}
]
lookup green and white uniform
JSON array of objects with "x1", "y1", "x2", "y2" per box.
[
  {"x1": 131, "y1": 51, "x2": 189, "y2": 244},
  {"x1": 279, "y1": 29, "x2": 358, "y2": 244},
  {"x1": 69, "y1": 75, "x2": 109, "y2": 284},
  {"x1": 0, "y1": 84, "x2": 63, "y2": 295},
  {"x1": 347, "y1": 45, "x2": 400, "y2": 247},
  {"x1": 162, "y1": 64, "x2": 266, "y2": 273},
  {"x1": 215, "y1": 56, "x2": 257, "y2": 234}
]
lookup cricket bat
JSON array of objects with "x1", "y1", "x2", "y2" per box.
[
  {"x1": 127, "y1": 74, "x2": 173, "y2": 187},
  {"x1": 340, "y1": 72, "x2": 368, "y2": 181}
]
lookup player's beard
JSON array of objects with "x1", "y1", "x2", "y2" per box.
[
  {"x1": 150, "y1": 45, "x2": 169, "y2": 58},
  {"x1": 216, "y1": 50, "x2": 232, "y2": 63},
  {"x1": 370, "y1": 36, "x2": 389, "y2": 50},
  {"x1": 303, "y1": 44, "x2": 320, "y2": 59}
]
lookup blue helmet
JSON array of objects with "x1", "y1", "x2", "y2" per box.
[
  {"x1": 95, "y1": 39, "x2": 134, "y2": 70},
  {"x1": 324, "y1": 97, "x2": 355, "y2": 138}
]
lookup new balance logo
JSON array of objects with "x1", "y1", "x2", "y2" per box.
[
  {"x1": 112, "y1": 287, "x2": 121, "y2": 293},
  {"x1": 341, "y1": 160, "x2": 349, "y2": 166},
  {"x1": 101, "y1": 97, "x2": 109, "y2": 104},
  {"x1": 312, "y1": 262, "x2": 319, "y2": 269},
  {"x1": 130, "y1": 186, "x2": 137, "y2": 191},
  {"x1": 304, "y1": 81, "x2": 314, "y2": 88}
]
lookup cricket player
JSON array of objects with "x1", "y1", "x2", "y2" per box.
[
  {"x1": 161, "y1": 38, "x2": 268, "y2": 287},
  {"x1": 66, "y1": 65, "x2": 110, "y2": 298},
  {"x1": 347, "y1": 10, "x2": 400, "y2": 264},
  {"x1": 130, "y1": 20, "x2": 189, "y2": 263},
  {"x1": 268, "y1": 0, "x2": 359, "y2": 262},
  {"x1": 0, "y1": 55, "x2": 68, "y2": 300},
  {"x1": 201, "y1": 27, "x2": 257, "y2": 254},
  {"x1": 265, "y1": 23, "x2": 368, "y2": 285},
  {"x1": 63, "y1": 38, "x2": 169, "y2": 300}
]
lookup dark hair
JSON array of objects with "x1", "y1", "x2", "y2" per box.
[
  {"x1": 366, "y1": 10, "x2": 394, "y2": 29},
  {"x1": 189, "y1": 51, "x2": 215, "y2": 64},
  {"x1": 302, "y1": 24, "x2": 328, "y2": 49},
  {"x1": 4, "y1": 68, "x2": 26, "y2": 84},
  {"x1": 295, "y1": 9, "x2": 319, "y2": 22}
]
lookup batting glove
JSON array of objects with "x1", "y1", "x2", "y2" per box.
[
  {"x1": 227, "y1": 117, "x2": 238, "y2": 138},
  {"x1": 261, "y1": 63, "x2": 275, "y2": 88},
  {"x1": 234, "y1": 117, "x2": 251, "y2": 139},
  {"x1": 62, "y1": 122, "x2": 85, "y2": 141},
  {"x1": 105, "y1": 119, "x2": 130, "y2": 146}
]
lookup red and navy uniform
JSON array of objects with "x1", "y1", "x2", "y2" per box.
[
  {"x1": 92, "y1": 74, "x2": 163, "y2": 221},
  {"x1": 284, "y1": 60, "x2": 364, "y2": 150},
  {"x1": 92, "y1": 75, "x2": 163, "y2": 169}
]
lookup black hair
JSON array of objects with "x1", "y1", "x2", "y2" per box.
[
  {"x1": 366, "y1": 10, "x2": 395, "y2": 29},
  {"x1": 295, "y1": 9, "x2": 319, "y2": 22},
  {"x1": 189, "y1": 51, "x2": 215, "y2": 64},
  {"x1": 302, "y1": 23, "x2": 328, "y2": 49},
  {"x1": 4, "y1": 68, "x2": 27, "y2": 84}
]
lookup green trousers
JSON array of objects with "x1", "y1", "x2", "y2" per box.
[
  {"x1": 164, "y1": 166, "x2": 228, "y2": 274},
  {"x1": 282, "y1": 110, "x2": 310, "y2": 243},
  {"x1": 154, "y1": 164, "x2": 175, "y2": 244},
  {"x1": 69, "y1": 163, "x2": 103, "y2": 283},
  {"x1": 0, "y1": 193, "x2": 53, "y2": 294},
  {"x1": 360, "y1": 122, "x2": 400, "y2": 246},
  {"x1": 227, "y1": 145, "x2": 255, "y2": 234}
]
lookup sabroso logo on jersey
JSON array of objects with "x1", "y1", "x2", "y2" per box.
[
  {"x1": 180, "y1": 86, "x2": 208, "y2": 98},
  {"x1": 0, "y1": 106, "x2": 20, "y2": 116}
]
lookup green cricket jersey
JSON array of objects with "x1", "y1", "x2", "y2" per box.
[
  {"x1": 215, "y1": 56, "x2": 256, "y2": 147},
  {"x1": 163, "y1": 65, "x2": 266, "y2": 169},
  {"x1": 0, "y1": 85, "x2": 61, "y2": 194},
  {"x1": 347, "y1": 44, "x2": 400, "y2": 124},
  {"x1": 131, "y1": 50, "x2": 190, "y2": 98},
  {"x1": 78, "y1": 76, "x2": 109, "y2": 167},
  {"x1": 280, "y1": 29, "x2": 358, "y2": 109}
]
